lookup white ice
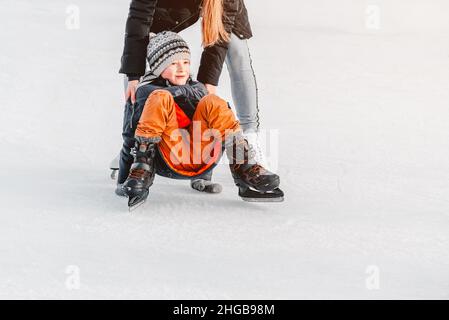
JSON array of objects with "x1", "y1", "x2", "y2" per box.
[{"x1": 0, "y1": 0, "x2": 448, "y2": 299}]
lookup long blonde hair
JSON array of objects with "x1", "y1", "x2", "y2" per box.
[{"x1": 202, "y1": 0, "x2": 230, "y2": 47}]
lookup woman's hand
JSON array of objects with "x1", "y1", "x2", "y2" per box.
[
  {"x1": 205, "y1": 83, "x2": 217, "y2": 95},
  {"x1": 125, "y1": 80, "x2": 139, "y2": 104}
]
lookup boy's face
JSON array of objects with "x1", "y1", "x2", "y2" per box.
[{"x1": 161, "y1": 59, "x2": 190, "y2": 86}]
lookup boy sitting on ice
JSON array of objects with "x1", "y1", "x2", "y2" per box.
[{"x1": 117, "y1": 31, "x2": 283, "y2": 209}]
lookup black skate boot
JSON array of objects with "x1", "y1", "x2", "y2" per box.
[
  {"x1": 227, "y1": 135, "x2": 284, "y2": 202},
  {"x1": 123, "y1": 136, "x2": 160, "y2": 210}
]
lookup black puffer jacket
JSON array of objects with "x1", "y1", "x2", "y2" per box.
[{"x1": 119, "y1": 0, "x2": 253, "y2": 86}]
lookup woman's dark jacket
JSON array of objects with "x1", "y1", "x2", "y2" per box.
[
  {"x1": 118, "y1": 77, "x2": 214, "y2": 184},
  {"x1": 119, "y1": 0, "x2": 253, "y2": 86}
]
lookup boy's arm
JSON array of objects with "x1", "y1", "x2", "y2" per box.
[{"x1": 164, "y1": 82, "x2": 208, "y2": 106}]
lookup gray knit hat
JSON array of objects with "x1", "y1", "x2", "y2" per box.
[{"x1": 146, "y1": 31, "x2": 191, "y2": 78}]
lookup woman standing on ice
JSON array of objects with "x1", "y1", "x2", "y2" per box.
[{"x1": 117, "y1": 0, "x2": 265, "y2": 193}]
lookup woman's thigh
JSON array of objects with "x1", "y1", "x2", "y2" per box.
[{"x1": 225, "y1": 33, "x2": 260, "y2": 132}]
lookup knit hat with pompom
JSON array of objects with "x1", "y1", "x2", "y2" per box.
[{"x1": 146, "y1": 31, "x2": 191, "y2": 78}]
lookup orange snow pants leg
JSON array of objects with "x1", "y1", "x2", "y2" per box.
[{"x1": 135, "y1": 90, "x2": 241, "y2": 176}]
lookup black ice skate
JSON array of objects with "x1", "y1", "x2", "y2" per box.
[
  {"x1": 123, "y1": 136, "x2": 160, "y2": 210},
  {"x1": 227, "y1": 136, "x2": 284, "y2": 202}
]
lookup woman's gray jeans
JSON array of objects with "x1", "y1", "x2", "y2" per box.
[{"x1": 225, "y1": 33, "x2": 260, "y2": 133}]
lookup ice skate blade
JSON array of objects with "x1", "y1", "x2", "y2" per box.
[
  {"x1": 233, "y1": 177, "x2": 280, "y2": 193},
  {"x1": 127, "y1": 190, "x2": 149, "y2": 212},
  {"x1": 128, "y1": 197, "x2": 147, "y2": 212}
]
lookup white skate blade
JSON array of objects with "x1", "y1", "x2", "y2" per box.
[
  {"x1": 240, "y1": 196, "x2": 284, "y2": 203},
  {"x1": 127, "y1": 189, "x2": 149, "y2": 212},
  {"x1": 128, "y1": 198, "x2": 146, "y2": 212}
]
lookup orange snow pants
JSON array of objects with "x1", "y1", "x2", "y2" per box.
[{"x1": 135, "y1": 90, "x2": 241, "y2": 177}]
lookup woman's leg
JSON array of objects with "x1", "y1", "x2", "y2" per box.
[
  {"x1": 225, "y1": 34, "x2": 273, "y2": 168},
  {"x1": 225, "y1": 33, "x2": 260, "y2": 133},
  {"x1": 191, "y1": 94, "x2": 241, "y2": 162}
]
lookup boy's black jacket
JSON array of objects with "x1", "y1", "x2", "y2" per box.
[
  {"x1": 119, "y1": 0, "x2": 253, "y2": 86},
  {"x1": 118, "y1": 77, "x2": 208, "y2": 183}
]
